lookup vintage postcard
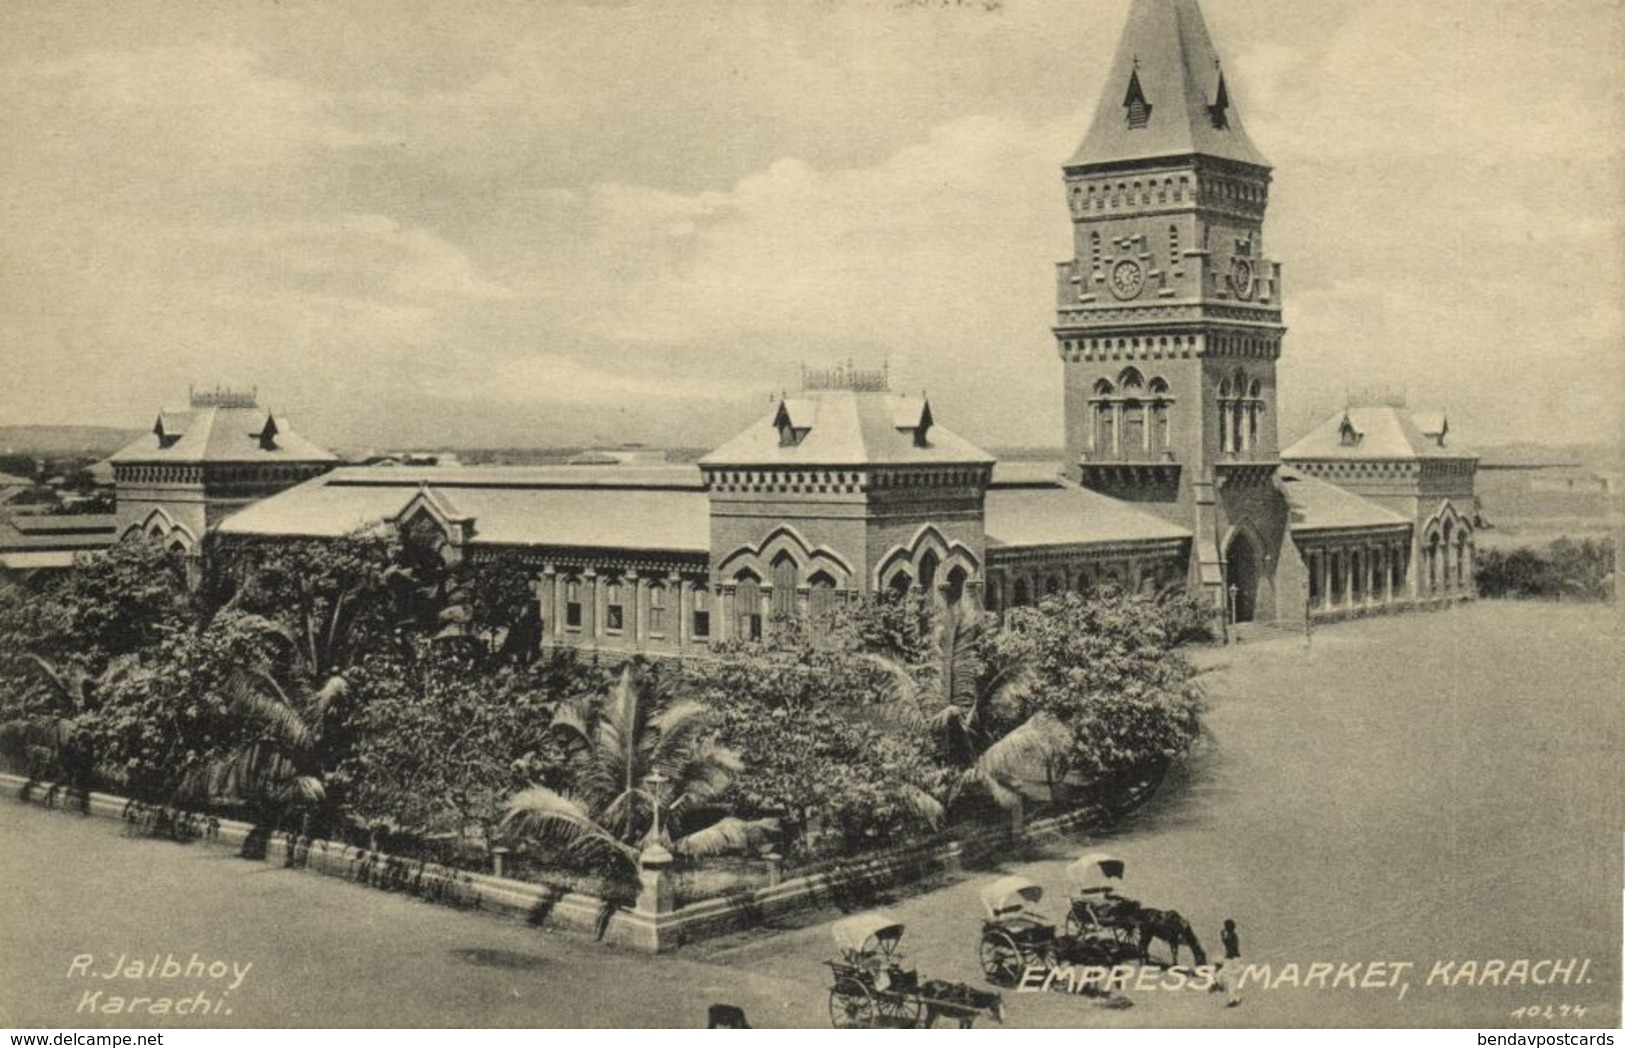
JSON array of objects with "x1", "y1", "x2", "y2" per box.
[{"x1": 0, "y1": 0, "x2": 1620, "y2": 1033}]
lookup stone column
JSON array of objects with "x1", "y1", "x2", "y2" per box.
[
  {"x1": 1343, "y1": 549, "x2": 1355, "y2": 608},
  {"x1": 585, "y1": 569, "x2": 601, "y2": 644},
  {"x1": 1112, "y1": 402, "x2": 1122, "y2": 456},
  {"x1": 719, "y1": 583, "x2": 736, "y2": 643},
  {"x1": 630, "y1": 571, "x2": 646, "y2": 649},
  {"x1": 541, "y1": 565, "x2": 559, "y2": 641},
  {"x1": 670, "y1": 573, "x2": 687, "y2": 650}
]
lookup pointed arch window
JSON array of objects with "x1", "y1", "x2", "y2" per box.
[
  {"x1": 1208, "y1": 72, "x2": 1231, "y2": 129},
  {"x1": 808, "y1": 571, "x2": 838, "y2": 623},
  {"x1": 770, "y1": 552, "x2": 799, "y2": 618},
  {"x1": 1149, "y1": 377, "x2": 1172, "y2": 450},
  {"x1": 1123, "y1": 67, "x2": 1153, "y2": 130},
  {"x1": 735, "y1": 571, "x2": 763, "y2": 641}
]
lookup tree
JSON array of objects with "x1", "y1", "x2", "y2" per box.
[
  {"x1": 995, "y1": 590, "x2": 1205, "y2": 789},
  {"x1": 0, "y1": 539, "x2": 189, "y2": 669},
  {"x1": 680, "y1": 613, "x2": 951, "y2": 853},
  {"x1": 0, "y1": 654, "x2": 133, "y2": 796},
  {"x1": 500, "y1": 665, "x2": 749, "y2": 877},
  {"x1": 217, "y1": 533, "x2": 402, "y2": 687},
  {"x1": 867, "y1": 602, "x2": 1072, "y2": 819},
  {"x1": 186, "y1": 669, "x2": 353, "y2": 828},
  {"x1": 346, "y1": 644, "x2": 597, "y2": 843}
]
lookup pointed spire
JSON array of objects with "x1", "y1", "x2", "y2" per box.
[{"x1": 1068, "y1": 0, "x2": 1268, "y2": 170}]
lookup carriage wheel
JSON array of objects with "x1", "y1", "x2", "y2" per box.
[
  {"x1": 873, "y1": 990, "x2": 921, "y2": 1029},
  {"x1": 829, "y1": 977, "x2": 876, "y2": 1029},
  {"x1": 1063, "y1": 909, "x2": 1084, "y2": 940},
  {"x1": 978, "y1": 929, "x2": 1024, "y2": 987}
]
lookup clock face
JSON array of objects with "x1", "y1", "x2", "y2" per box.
[
  {"x1": 1110, "y1": 259, "x2": 1145, "y2": 301},
  {"x1": 1230, "y1": 258, "x2": 1256, "y2": 301}
]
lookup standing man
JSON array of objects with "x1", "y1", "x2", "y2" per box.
[{"x1": 1218, "y1": 918, "x2": 1242, "y2": 1007}]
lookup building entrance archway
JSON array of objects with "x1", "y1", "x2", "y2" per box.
[{"x1": 1226, "y1": 533, "x2": 1262, "y2": 625}]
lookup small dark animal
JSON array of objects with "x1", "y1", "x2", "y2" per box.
[
  {"x1": 1135, "y1": 908, "x2": 1207, "y2": 968},
  {"x1": 707, "y1": 1004, "x2": 751, "y2": 1029}
]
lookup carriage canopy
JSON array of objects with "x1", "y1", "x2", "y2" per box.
[
  {"x1": 831, "y1": 912, "x2": 906, "y2": 956},
  {"x1": 1066, "y1": 852, "x2": 1127, "y2": 893},
  {"x1": 980, "y1": 875, "x2": 1044, "y2": 919}
]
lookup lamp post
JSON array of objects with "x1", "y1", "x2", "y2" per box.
[
  {"x1": 635, "y1": 769, "x2": 675, "y2": 925},
  {"x1": 640, "y1": 769, "x2": 673, "y2": 869}
]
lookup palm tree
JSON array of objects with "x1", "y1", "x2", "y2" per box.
[
  {"x1": 2, "y1": 655, "x2": 135, "y2": 801},
  {"x1": 869, "y1": 603, "x2": 1071, "y2": 822},
  {"x1": 189, "y1": 669, "x2": 349, "y2": 825},
  {"x1": 500, "y1": 666, "x2": 758, "y2": 875}
]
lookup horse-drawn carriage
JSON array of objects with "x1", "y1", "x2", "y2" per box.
[
  {"x1": 826, "y1": 913, "x2": 1005, "y2": 1028},
  {"x1": 1064, "y1": 853, "x2": 1140, "y2": 945},
  {"x1": 976, "y1": 857, "x2": 1204, "y2": 985},
  {"x1": 976, "y1": 876, "x2": 1059, "y2": 986}
]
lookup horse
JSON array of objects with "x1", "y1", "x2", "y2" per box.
[{"x1": 1133, "y1": 908, "x2": 1207, "y2": 968}]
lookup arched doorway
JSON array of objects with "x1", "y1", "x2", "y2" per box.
[{"x1": 1226, "y1": 533, "x2": 1261, "y2": 624}]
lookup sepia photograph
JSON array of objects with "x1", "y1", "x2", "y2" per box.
[{"x1": 0, "y1": 0, "x2": 1620, "y2": 1033}]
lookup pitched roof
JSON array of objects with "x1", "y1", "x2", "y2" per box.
[
  {"x1": 0, "y1": 512, "x2": 118, "y2": 554},
  {"x1": 986, "y1": 481, "x2": 1190, "y2": 549},
  {"x1": 1067, "y1": 0, "x2": 1269, "y2": 171},
  {"x1": 1277, "y1": 468, "x2": 1409, "y2": 533},
  {"x1": 1281, "y1": 406, "x2": 1477, "y2": 462},
  {"x1": 216, "y1": 466, "x2": 709, "y2": 553},
  {"x1": 111, "y1": 399, "x2": 338, "y2": 465},
  {"x1": 701, "y1": 390, "x2": 993, "y2": 468}
]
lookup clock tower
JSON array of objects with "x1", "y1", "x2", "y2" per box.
[{"x1": 1055, "y1": 0, "x2": 1302, "y2": 623}]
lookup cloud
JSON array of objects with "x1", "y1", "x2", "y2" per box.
[{"x1": 0, "y1": 0, "x2": 1619, "y2": 450}]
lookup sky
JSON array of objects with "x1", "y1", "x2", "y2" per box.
[{"x1": 0, "y1": 0, "x2": 1621, "y2": 453}]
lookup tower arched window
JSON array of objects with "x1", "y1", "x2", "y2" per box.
[
  {"x1": 1217, "y1": 378, "x2": 1233, "y2": 452},
  {"x1": 1148, "y1": 377, "x2": 1171, "y2": 450},
  {"x1": 1247, "y1": 380, "x2": 1263, "y2": 451},
  {"x1": 1092, "y1": 378, "x2": 1116, "y2": 455},
  {"x1": 1123, "y1": 398, "x2": 1146, "y2": 454}
]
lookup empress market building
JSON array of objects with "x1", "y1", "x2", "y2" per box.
[{"x1": 98, "y1": 0, "x2": 1475, "y2": 648}]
